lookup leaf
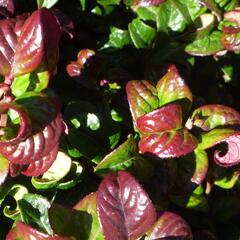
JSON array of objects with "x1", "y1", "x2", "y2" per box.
[
  {"x1": 198, "y1": 0, "x2": 221, "y2": 20},
  {"x1": 189, "y1": 104, "x2": 240, "y2": 131},
  {"x1": 126, "y1": 80, "x2": 159, "y2": 125},
  {"x1": 197, "y1": 128, "x2": 236, "y2": 150},
  {"x1": 49, "y1": 204, "x2": 92, "y2": 239},
  {"x1": 37, "y1": 0, "x2": 59, "y2": 8},
  {"x1": 11, "y1": 8, "x2": 61, "y2": 76},
  {"x1": 74, "y1": 192, "x2": 104, "y2": 240},
  {"x1": 95, "y1": 135, "x2": 153, "y2": 180},
  {"x1": 0, "y1": 154, "x2": 9, "y2": 186},
  {"x1": 185, "y1": 31, "x2": 224, "y2": 56},
  {"x1": 0, "y1": 93, "x2": 64, "y2": 177},
  {"x1": 215, "y1": 0, "x2": 238, "y2": 11},
  {"x1": 139, "y1": 129, "x2": 197, "y2": 158},
  {"x1": 156, "y1": 0, "x2": 206, "y2": 33},
  {"x1": 103, "y1": 27, "x2": 131, "y2": 49},
  {"x1": 213, "y1": 133, "x2": 240, "y2": 167},
  {"x1": 128, "y1": 19, "x2": 157, "y2": 48},
  {"x1": 174, "y1": 148, "x2": 208, "y2": 193},
  {"x1": 146, "y1": 211, "x2": 192, "y2": 239},
  {"x1": 6, "y1": 221, "x2": 70, "y2": 240},
  {"x1": 31, "y1": 151, "x2": 72, "y2": 190},
  {"x1": 96, "y1": 171, "x2": 156, "y2": 240},
  {"x1": 18, "y1": 193, "x2": 53, "y2": 235},
  {"x1": 136, "y1": 103, "x2": 182, "y2": 133},
  {"x1": 125, "y1": 0, "x2": 165, "y2": 7},
  {"x1": 156, "y1": 65, "x2": 193, "y2": 112}
]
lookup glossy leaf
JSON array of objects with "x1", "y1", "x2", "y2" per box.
[
  {"x1": 146, "y1": 211, "x2": 192, "y2": 239},
  {"x1": 95, "y1": 135, "x2": 153, "y2": 180},
  {"x1": 128, "y1": 19, "x2": 157, "y2": 48},
  {"x1": 0, "y1": 154, "x2": 8, "y2": 185},
  {"x1": 96, "y1": 171, "x2": 156, "y2": 240},
  {"x1": 74, "y1": 192, "x2": 104, "y2": 240},
  {"x1": 31, "y1": 151, "x2": 72, "y2": 189},
  {"x1": 49, "y1": 204, "x2": 92, "y2": 239},
  {"x1": 156, "y1": 65, "x2": 193, "y2": 112},
  {"x1": 125, "y1": 0, "x2": 165, "y2": 7},
  {"x1": 11, "y1": 8, "x2": 61, "y2": 76},
  {"x1": 6, "y1": 221, "x2": 70, "y2": 240},
  {"x1": 185, "y1": 31, "x2": 224, "y2": 56},
  {"x1": 0, "y1": 0, "x2": 15, "y2": 14},
  {"x1": 126, "y1": 80, "x2": 159, "y2": 125},
  {"x1": 0, "y1": 93, "x2": 64, "y2": 176},
  {"x1": 189, "y1": 104, "x2": 240, "y2": 131},
  {"x1": 157, "y1": 0, "x2": 206, "y2": 33},
  {"x1": 18, "y1": 193, "x2": 53, "y2": 235},
  {"x1": 136, "y1": 103, "x2": 182, "y2": 133},
  {"x1": 139, "y1": 129, "x2": 197, "y2": 158}
]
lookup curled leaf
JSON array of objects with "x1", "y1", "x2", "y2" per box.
[
  {"x1": 156, "y1": 65, "x2": 192, "y2": 112},
  {"x1": 97, "y1": 171, "x2": 156, "y2": 240},
  {"x1": 189, "y1": 104, "x2": 240, "y2": 131},
  {"x1": 136, "y1": 103, "x2": 182, "y2": 133},
  {"x1": 139, "y1": 129, "x2": 197, "y2": 158},
  {"x1": 214, "y1": 133, "x2": 240, "y2": 167},
  {"x1": 146, "y1": 211, "x2": 192, "y2": 239}
]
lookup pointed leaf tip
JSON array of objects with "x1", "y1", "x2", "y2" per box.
[{"x1": 97, "y1": 171, "x2": 156, "y2": 240}]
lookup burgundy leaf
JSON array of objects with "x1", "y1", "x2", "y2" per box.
[
  {"x1": 189, "y1": 104, "x2": 240, "y2": 131},
  {"x1": 0, "y1": 18, "x2": 18, "y2": 76},
  {"x1": 139, "y1": 129, "x2": 197, "y2": 158},
  {"x1": 97, "y1": 171, "x2": 156, "y2": 240},
  {"x1": 66, "y1": 61, "x2": 81, "y2": 77},
  {"x1": 136, "y1": 103, "x2": 182, "y2": 133},
  {"x1": 126, "y1": 80, "x2": 159, "y2": 126},
  {"x1": 214, "y1": 133, "x2": 240, "y2": 167},
  {"x1": 156, "y1": 65, "x2": 192, "y2": 111},
  {"x1": 11, "y1": 8, "x2": 61, "y2": 76},
  {"x1": 6, "y1": 221, "x2": 71, "y2": 240},
  {"x1": 146, "y1": 212, "x2": 192, "y2": 239}
]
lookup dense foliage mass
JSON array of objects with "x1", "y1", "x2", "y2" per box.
[{"x1": 0, "y1": 0, "x2": 240, "y2": 239}]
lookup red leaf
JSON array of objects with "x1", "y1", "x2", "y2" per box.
[
  {"x1": 97, "y1": 171, "x2": 156, "y2": 240},
  {"x1": 146, "y1": 212, "x2": 192, "y2": 239},
  {"x1": 214, "y1": 133, "x2": 240, "y2": 167},
  {"x1": 136, "y1": 103, "x2": 182, "y2": 133},
  {"x1": 6, "y1": 221, "x2": 71, "y2": 240},
  {"x1": 11, "y1": 8, "x2": 61, "y2": 76},
  {"x1": 139, "y1": 129, "x2": 197, "y2": 158},
  {"x1": 0, "y1": 0, "x2": 15, "y2": 14}
]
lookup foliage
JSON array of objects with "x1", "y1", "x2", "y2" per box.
[{"x1": 0, "y1": 0, "x2": 240, "y2": 239}]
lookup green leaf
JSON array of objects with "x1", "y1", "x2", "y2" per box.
[
  {"x1": 49, "y1": 204, "x2": 92, "y2": 239},
  {"x1": 74, "y1": 192, "x2": 104, "y2": 240},
  {"x1": 95, "y1": 135, "x2": 153, "y2": 180},
  {"x1": 157, "y1": 0, "x2": 206, "y2": 33},
  {"x1": 156, "y1": 65, "x2": 193, "y2": 112},
  {"x1": 185, "y1": 31, "x2": 224, "y2": 56},
  {"x1": 128, "y1": 19, "x2": 157, "y2": 48},
  {"x1": 37, "y1": 0, "x2": 59, "y2": 8},
  {"x1": 135, "y1": 6, "x2": 158, "y2": 22},
  {"x1": 170, "y1": 191, "x2": 208, "y2": 212},
  {"x1": 31, "y1": 152, "x2": 72, "y2": 190},
  {"x1": 197, "y1": 128, "x2": 236, "y2": 150},
  {"x1": 18, "y1": 193, "x2": 53, "y2": 235},
  {"x1": 103, "y1": 27, "x2": 131, "y2": 49},
  {"x1": 97, "y1": 0, "x2": 120, "y2": 6}
]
